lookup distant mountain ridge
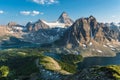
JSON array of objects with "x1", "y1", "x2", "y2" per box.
[
  {"x1": 25, "y1": 12, "x2": 73, "y2": 32},
  {"x1": 1, "y1": 12, "x2": 120, "y2": 57}
]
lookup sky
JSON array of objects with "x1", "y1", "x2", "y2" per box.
[{"x1": 0, "y1": 0, "x2": 120, "y2": 25}]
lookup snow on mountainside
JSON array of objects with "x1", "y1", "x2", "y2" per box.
[
  {"x1": 25, "y1": 12, "x2": 73, "y2": 32},
  {"x1": 41, "y1": 20, "x2": 66, "y2": 28},
  {"x1": 7, "y1": 22, "x2": 26, "y2": 33},
  {"x1": 22, "y1": 12, "x2": 74, "y2": 44},
  {"x1": 40, "y1": 12, "x2": 74, "y2": 28}
]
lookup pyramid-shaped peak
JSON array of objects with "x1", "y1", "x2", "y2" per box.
[
  {"x1": 57, "y1": 11, "x2": 74, "y2": 26},
  {"x1": 59, "y1": 12, "x2": 69, "y2": 19}
]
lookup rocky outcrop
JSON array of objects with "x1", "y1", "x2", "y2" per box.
[
  {"x1": 25, "y1": 22, "x2": 33, "y2": 32},
  {"x1": 25, "y1": 19, "x2": 49, "y2": 32},
  {"x1": 53, "y1": 16, "x2": 120, "y2": 57},
  {"x1": 8, "y1": 22, "x2": 18, "y2": 27},
  {"x1": 104, "y1": 22, "x2": 120, "y2": 41},
  {"x1": 7, "y1": 22, "x2": 25, "y2": 32},
  {"x1": 57, "y1": 16, "x2": 120, "y2": 47}
]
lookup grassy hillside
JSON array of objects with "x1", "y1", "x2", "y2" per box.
[
  {"x1": 57, "y1": 54, "x2": 83, "y2": 73},
  {"x1": 0, "y1": 48, "x2": 48, "y2": 80},
  {"x1": 100, "y1": 65, "x2": 120, "y2": 80},
  {"x1": 65, "y1": 65, "x2": 120, "y2": 80},
  {"x1": 0, "y1": 48, "x2": 83, "y2": 79},
  {"x1": 1, "y1": 48, "x2": 119, "y2": 80}
]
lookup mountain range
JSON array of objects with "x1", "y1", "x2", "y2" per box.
[
  {"x1": 0, "y1": 12, "x2": 120, "y2": 57},
  {"x1": 1, "y1": 12, "x2": 120, "y2": 80}
]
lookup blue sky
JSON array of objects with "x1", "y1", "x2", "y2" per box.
[{"x1": 0, "y1": 0, "x2": 120, "y2": 25}]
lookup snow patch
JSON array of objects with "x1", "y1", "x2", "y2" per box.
[
  {"x1": 108, "y1": 45, "x2": 114, "y2": 48},
  {"x1": 76, "y1": 39, "x2": 80, "y2": 43},
  {"x1": 89, "y1": 42, "x2": 92, "y2": 46},
  {"x1": 83, "y1": 44, "x2": 87, "y2": 49},
  {"x1": 103, "y1": 45, "x2": 107, "y2": 47},
  {"x1": 12, "y1": 26, "x2": 24, "y2": 30},
  {"x1": 10, "y1": 31, "x2": 14, "y2": 33},
  {"x1": 42, "y1": 20, "x2": 66, "y2": 28},
  {"x1": 97, "y1": 49, "x2": 102, "y2": 53},
  {"x1": 111, "y1": 48, "x2": 115, "y2": 51},
  {"x1": 83, "y1": 44, "x2": 86, "y2": 47}
]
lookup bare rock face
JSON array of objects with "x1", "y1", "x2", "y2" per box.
[
  {"x1": 59, "y1": 16, "x2": 96, "y2": 47},
  {"x1": 89, "y1": 16, "x2": 98, "y2": 38},
  {"x1": 0, "y1": 25, "x2": 9, "y2": 37},
  {"x1": 7, "y1": 22, "x2": 24, "y2": 28},
  {"x1": 8, "y1": 22, "x2": 17, "y2": 27},
  {"x1": 94, "y1": 23, "x2": 106, "y2": 43},
  {"x1": 57, "y1": 12, "x2": 74, "y2": 27},
  {"x1": 25, "y1": 22, "x2": 33, "y2": 32},
  {"x1": 25, "y1": 19, "x2": 49, "y2": 32},
  {"x1": 7, "y1": 22, "x2": 25, "y2": 33},
  {"x1": 56, "y1": 16, "x2": 119, "y2": 47},
  {"x1": 33, "y1": 19, "x2": 49, "y2": 31},
  {"x1": 0, "y1": 22, "x2": 24, "y2": 39}
]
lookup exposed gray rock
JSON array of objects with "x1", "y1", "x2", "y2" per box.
[
  {"x1": 57, "y1": 12, "x2": 74, "y2": 27},
  {"x1": 25, "y1": 19, "x2": 49, "y2": 32}
]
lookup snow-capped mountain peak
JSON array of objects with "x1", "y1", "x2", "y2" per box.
[{"x1": 41, "y1": 20, "x2": 66, "y2": 28}]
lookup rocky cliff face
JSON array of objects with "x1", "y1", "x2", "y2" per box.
[
  {"x1": 24, "y1": 18, "x2": 68, "y2": 44},
  {"x1": 58, "y1": 16, "x2": 120, "y2": 47},
  {"x1": 23, "y1": 28, "x2": 66, "y2": 44},
  {"x1": 54, "y1": 16, "x2": 120, "y2": 57}
]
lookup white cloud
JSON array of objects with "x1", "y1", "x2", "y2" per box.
[
  {"x1": 20, "y1": 11, "x2": 31, "y2": 15},
  {"x1": 31, "y1": 10, "x2": 40, "y2": 16},
  {"x1": 0, "y1": 10, "x2": 4, "y2": 14},
  {"x1": 32, "y1": 0, "x2": 58, "y2": 5},
  {"x1": 20, "y1": 10, "x2": 43, "y2": 16}
]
